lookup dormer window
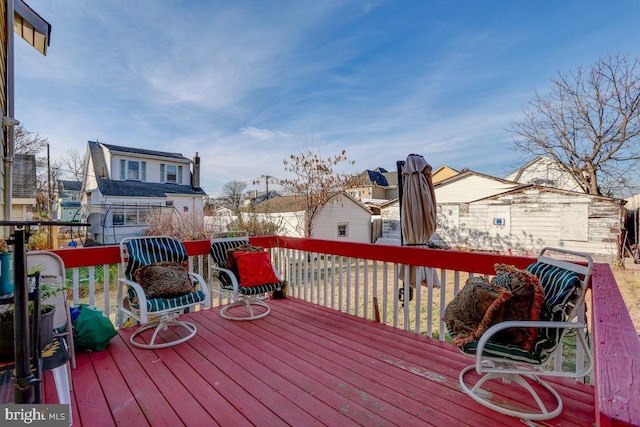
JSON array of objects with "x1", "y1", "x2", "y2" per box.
[
  {"x1": 120, "y1": 160, "x2": 146, "y2": 181},
  {"x1": 128, "y1": 161, "x2": 139, "y2": 180},
  {"x1": 161, "y1": 164, "x2": 183, "y2": 184},
  {"x1": 166, "y1": 165, "x2": 177, "y2": 183}
]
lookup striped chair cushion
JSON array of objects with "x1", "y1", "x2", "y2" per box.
[
  {"x1": 210, "y1": 238, "x2": 249, "y2": 267},
  {"x1": 124, "y1": 237, "x2": 202, "y2": 313},
  {"x1": 125, "y1": 237, "x2": 188, "y2": 281},
  {"x1": 128, "y1": 289, "x2": 207, "y2": 312},
  {"x1": 460, "y1": 262, "x2": 581, "y2": 363},
  {"x1": 220, "y1": 282, "x2": 283, "y2": 295},
  {"x1": 211, "y1": 238, "x2": 285, "y2": 295}
]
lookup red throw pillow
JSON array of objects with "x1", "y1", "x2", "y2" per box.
[{"x1": 232, "y1": 251, "x2": 280, "y2": 287}]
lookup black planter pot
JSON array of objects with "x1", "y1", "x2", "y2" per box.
[{"x1": 0, "y1": 307, "x2": 55, "y2": 363}]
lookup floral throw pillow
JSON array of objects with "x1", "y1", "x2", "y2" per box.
[
  {"x1": 134, "y1": 261, "x2": 194, "y2": 302},
  {"x1": 443, "y1": 276, "x2": 505, "y2": 346},
  {"x1": 443, "y1": 264, "x2": 544, "y2": 351},
  {"x1": 490, "y1": 264, "x2": 545, "y2": 351}
]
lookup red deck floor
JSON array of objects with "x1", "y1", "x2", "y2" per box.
[{"x1": 45, "y1": 298, "x2": 595, "y2": 426}]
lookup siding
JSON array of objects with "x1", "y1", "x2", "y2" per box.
[
  {"x1": 313, "y1": 196, "x2": 371, "y2": 243},
  {"x1": 437, "y1": 188, "x2": 622, "y2": 256},
  {"x1": 435, "y1": 175, "x2": 519, "y2": 203}
]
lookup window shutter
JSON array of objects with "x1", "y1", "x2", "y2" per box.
[
  {"x1": 160, "y1": 164, "x2": 165, "y2": 182},
  {"x1": 141, "y1": 162, "x2": 147, "y2": 181},
  {"x1": 178, "y1": 165, "x2": 183, "y2": 184},
  {"x1": 120, "y1": 160, "x2": 125, "y2": 180}
]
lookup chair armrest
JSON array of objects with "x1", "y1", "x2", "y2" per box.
[
  {"x1": 118, "y1": 278, "x2": 149, "y2": 318},
  {"x1": 188, "y1": 272, "x2": 211, "y2": 307},
  {"x1": 211, "y1": 266, "x2": 240, "y2": 289},
  {"x1": 474, "y1": 320, "x2": 590, "y2": 375}
]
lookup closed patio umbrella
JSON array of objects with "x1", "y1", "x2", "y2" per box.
[{"x1": 398, "y1": 154, "x2": 438, "y2": 292}]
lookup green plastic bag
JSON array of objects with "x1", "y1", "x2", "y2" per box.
[{"x1": 73, "y1": 304, "x2": 117, "y2": 352}]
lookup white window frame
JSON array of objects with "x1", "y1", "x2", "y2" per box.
[{"x1": 166, "y1": 164, "x2": 177, "y2": 183}]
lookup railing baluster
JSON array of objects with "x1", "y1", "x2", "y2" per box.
[
  {"x1": 354, "y1": 258, "x2": 360, "y2": 318},
  {"x1": 439, "y1": 269, "x2": 447, "y2": 340},
  {"x1": 363, "y1": 259, "x2": 369, "y2": 320},
  {"x1": 72, "y1": 268, "x2": 80, "y2": 306},
  {"x1": 88, "y1": 265, "x2": 96, "y2": 306},
  {"x1": 338, "y1": 256, "x2": 344, "y2": 312},
  {"x1": 104, "y1": 263, "x2": 111, "y2": 317},
  {"x1": 414, "y1": 267, "x2": 421, "y2": 334},
  {"x1": 393, "y1": 263, "x2": 399, "y2": 329},
  {"x1": 346, "y1": 257, "x2": 352, "y2": 315}
]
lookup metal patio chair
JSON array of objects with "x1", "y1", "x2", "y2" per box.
[
  {"x1": 455, "y1": 247, "x2": 594, "y2": 420},
  {"x1": 209, "y1": 231, "x2": 284, "y2": 321},
  {"x1": 117, "y1": 236, "x2": 210, "y2": 349}
]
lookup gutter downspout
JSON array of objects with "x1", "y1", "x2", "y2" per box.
[{"x1": 4, "y1": 0, "x2": 15, "y2": 222}]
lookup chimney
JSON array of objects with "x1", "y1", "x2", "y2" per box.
[{"x1": 192, "y1": 152, "x2": 201, "y2": 188}]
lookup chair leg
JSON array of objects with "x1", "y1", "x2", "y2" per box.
[
  {"x1": 460, "y1": 364, "x2": 563, "y2": 420},
  {"x1": 220, "y1": 298, "x2": 271, "y2": 321},
  {"x1": 52, "y1": 363, "x2": 73, "y2": 426},
  {"x1": 129, "y1": 319, "x2": 197, "y2": 349}
]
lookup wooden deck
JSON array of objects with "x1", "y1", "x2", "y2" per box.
[{"x1": 45, "y1": 298, "x2": 595, "y2": 426}]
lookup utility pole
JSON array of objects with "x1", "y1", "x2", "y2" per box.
[
  {"x1": 47, "y1": 143, "x2": 52, "y2": 247},
  {"x1": 265, "y1": 175, "x2": 269, "y2": 200}
]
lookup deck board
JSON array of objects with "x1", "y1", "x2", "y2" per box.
[{"x1": 64, "y1": 298, "x2": 594, "y2": 426}]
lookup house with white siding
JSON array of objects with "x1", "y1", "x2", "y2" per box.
[
  {"x1": 436, "y1": 185, "x2": 624, "y2": 256},
  {"x1": 375, "y1": 168, "x2": 624, "y2": 256},
  {"x1": 80, "y1": 141, "x2": 207, "y2": 244},
  {"x1": 505, "y1": 156, "x2": 584, "y2": 193},
  {"x1": 248, "y1": 192, "x2": 374, "y2": 243}
]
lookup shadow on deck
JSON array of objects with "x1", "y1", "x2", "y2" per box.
[{"x1": 46, "y1": 298, "x2": 594, "y2": 426}]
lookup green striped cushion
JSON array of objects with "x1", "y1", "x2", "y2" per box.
[
  {"x1": 124, "y1": 237, "x2": 204, "y2": 313},
  {"x1": 210, "y1": 239, "x2": 249, "y2": 267},
  {"x1": 221, "y1": 281, "x2": 284, "y2": 296},
  {"x1": 458, "y1": 262, "x2": 581, "y2": 363},
  {"x1": 129, "y1": 289, "x2": 207, "y2": 312}
]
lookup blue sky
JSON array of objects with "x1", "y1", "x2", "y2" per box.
[{"x1": 14, "y1": 1, "x2": 640, "y2": 197}]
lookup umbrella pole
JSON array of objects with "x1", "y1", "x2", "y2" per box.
[{"x1": 396, "y1": 160, "x2": 405, "y2": 247}]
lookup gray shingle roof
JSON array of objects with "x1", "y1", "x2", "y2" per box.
[
  {"x1": 12, "y1": 154, "x2": 37, "y2": 198},
  {"x1": 88, "y1": 141, "x2": 206, "y2": 197},
  {"x1": 98, "y1": 142, "x2": 190, "y2": 162},
  {"x1": 59, "y1": 180, "x2": 82, "y2": 192}
]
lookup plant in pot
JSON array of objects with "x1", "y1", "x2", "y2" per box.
[
  {"x1": 0, "y1": 263, "x2": 69, "y2": 362},
  {"x1": 0, "y1": 237, "x2": 13, "y2": 296}
]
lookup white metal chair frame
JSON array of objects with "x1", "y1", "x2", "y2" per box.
[
  {"x1": 117, "y1": 236, "x2": 210, "y2": 349},
  {"x1": 27, "y1": 251, "x2": 74, "y2": 423},
  {"x1": 458, "y1": 247, "x2": 594, "y2": 421},
  {"x1": 209, "y1": 232, "x2": 281, "y2": 321}
]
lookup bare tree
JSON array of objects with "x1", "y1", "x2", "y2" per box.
[
  {"x1": 14, "y1": 124, "x2": 48, "y2": 155},
  {"x1": 281, "y1": 146, "x2": 354, "y2": 237},
  {"x1": 221, "y1": 180, "x2": 247, "y2": 212},
  {"x1": 14, "y1": 125, "x2": 58, "y2": 217},
  {"x1": 61, "y1": 148, "x2": 86, "y2": 181},
  {"x1": 510, "y1": 55, "x2": 640, "y2": 196}
]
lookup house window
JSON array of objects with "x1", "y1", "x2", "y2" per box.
[
  {"x1": 178, "y1": 165, "x2": 183, "y2": 184},
  {"x1": 166, "y1": 165, "x2": 177, "y2": 183},
  {"x1": 337, "y1": 223, "x2": 348, "y2": 238},
  {"x1": 141, "y1": 161, "x2": 146, "y2": 181},
  {"x1": 120, "y1": 160, "x2": 125, "y2": 180},
  {"x1": 128, "y1": 161, "x2": 140, "y2": 180},
  {"x1": 183, "y1": 206, "x2": 189, "y2": 212},
  {"x1": 113, "y1": 206, "x2": 124, "y2": 226},
  {"x1": 112, "y1": 204, "x2": 155, "y2": 226},
  {"x1": 166, "y1": 200, "x2": 174, "y2": 207}
]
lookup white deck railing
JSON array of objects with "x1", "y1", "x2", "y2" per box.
[{"x1": 54, "y1": 237, "x2": 588, "y2": 372}]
